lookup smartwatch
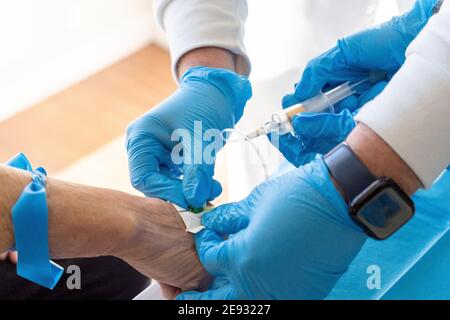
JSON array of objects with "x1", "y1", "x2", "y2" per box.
[{"x1": 324, "y1": 143, "x2": 415, "y2": 240}]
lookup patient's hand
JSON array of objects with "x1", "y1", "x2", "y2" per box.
[
  {"x1": 114, "y1": 198, "x2": 210, "y2": 293},
  {"x1": 0, "y1": 164, "x2": 209, "y2": 294},
  {"x1": 0, "y1": 251, "x2": 17, "y2": 264}
]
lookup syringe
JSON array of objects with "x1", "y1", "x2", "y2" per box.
[{"x1": 245, "y1": 72, "x2": 385, "y2": 140}]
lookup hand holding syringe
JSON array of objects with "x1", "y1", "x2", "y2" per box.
[{"x1": 246, "y1": 71, "x2": 385, "y2": 140}]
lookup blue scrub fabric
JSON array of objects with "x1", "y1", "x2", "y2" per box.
[{"x1": 327, "y1": 169, "x2": 450, "y2": 299}]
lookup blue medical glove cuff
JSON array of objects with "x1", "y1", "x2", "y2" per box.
[
  {"x1": 304, "y1": 156, "x2": 364, "y2": 233},
  {"x1": 388, "y1": 0, "x2": 439, "y2": 39},
  {"x1": 180, "y1": 66, "x2": 252, "y2": 123},
  {"x1": 8, "y1": 153, "x2": 63, "y2": 290}
]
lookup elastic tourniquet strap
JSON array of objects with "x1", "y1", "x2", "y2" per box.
[{"x1": 8, "y1": 153, "x2": 63, "y2": 289}]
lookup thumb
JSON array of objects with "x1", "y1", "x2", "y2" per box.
[
  {"x1": 202, "y1": 202, "x2": 249, "y2": 235},
  {"x1": 195, "y1": 230, "x2": 231, "y2": 277},
  {"x1": 267, "y1": 131, "x2": 304, "y2": 168},
  {"x1": 282, "y1": 93, "x2": 301, "y2": 108},
  {"x1": 282, "y1": 53, "x2": 335, "y2": 109},
  {"x1": 292, "y1": 48, "x2": 346, "y2": 103},
  {"x1": 9, "y1": 251, "x2": 18, "y2": 265},
  {"x1": 292, "y1": 110, "x2": 356, "y2": 142}
]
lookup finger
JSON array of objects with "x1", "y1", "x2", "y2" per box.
[
  {"x1": 294, "y1": 56, "x2": 333, "y2": 102},
  {"x1": 9, "y1": 251, "x2": 18, "y2": 265},
  {"x1": 0, "y1": 252, "x2": 7, "y2": 261},
  {"x1": 208, "y1": 179, "x2": 223, "y2": 201},
  {"x1": 194, "y1": 230, "x2": 231, "y2": 277},
  {"x1": 292, "y1": 113, "x2": 332, "y2": 140},
  {"x1": 333, "y1": 94, "x2": 359, "y2": 113},
  {"x1": 177, "y1": 284, "x2": 237, "y2": 300},
  {"x1": 357, "y1": 81, "x2": 388, "y2": 107},
  {"x1": 267, "y1": 131, "x2": 303, "y2": 168},
  {"x1": 282, "y1": 93, "x2": 301, "y2": 108},
  {"x1": 338, "y1": 30, "x2": 406, "y2": 72},
  {"x1": 292, "y1": 110, "x2": 355, "y2": 142},
  {"x1": 126, "y1": 133, "x2": 187, "y2": 207},
  {"x1": 139, "y1": 172, "x2": 186, "y2": 208},
  {"x1": 126, "y1": 132, "x2": 173, "y2": 183},
  {"x1": 294, "y1": 47, "x2": 367, "y2": 102},
  {"x1": 183, "y1": 165, "x2": 219, "y2": 209},
  {"x1": 202, "y1": 202, "x2": 249, "y2": 235}
]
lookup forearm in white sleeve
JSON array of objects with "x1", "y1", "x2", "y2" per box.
[
  {"x1": 154, "y1": 0, "x2": 250, "y2": 78},
  {"x1": 355, "y1": 0, "x2": 450, "y2": 188}
]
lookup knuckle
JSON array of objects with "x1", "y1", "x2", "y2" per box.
[{"x1": 130, "y1": 176, "x2": 142, "y2": 190}]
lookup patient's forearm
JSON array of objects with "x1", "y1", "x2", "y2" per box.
[
  {"x1": 0, "y1": 165, "x2": 208, "y2": 291},
  {"x1": 0, "y1": 164, "x2": 135, "y2": 257}
]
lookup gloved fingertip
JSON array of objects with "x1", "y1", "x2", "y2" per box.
[
  {"x1": 201, "y1": 204, "x2": 233, "y2": 230},
  {"x1": 291, "y1": 113, "x2": 321, "y2": 137},
  {"x1": 195, "y1": 229, "x2": 223, "y2": 246},
  {"x1": 169, "y1": 197, "x2": 189, "y2": 210},
  {"x1": 194, "y1": 230, "x2": 229, "y2": 276},
  {"x1": 269, "y1": 131, "x2": 304, "y2": 167},
  {"x1": 334, "y1": 95, "x2": 359, "y2": 113},
  {"x1": 282, "y1": 94, "x2": 300, "y2": 108},
  {"x1": 183, "y1": 166, "x2": 210, "y2": 209},
  {"x1": 138, "y1": 173, "x2": 188, "y2": 208},
  {"x1": 359, "y1": 81, "x2": 388, "y2": 107},
  {"x1": 203, "y1": 203, "x2": 249, "y2": 235},
  {"x1": 208, "y1": 179, "x2": 223, "y2": 201}
]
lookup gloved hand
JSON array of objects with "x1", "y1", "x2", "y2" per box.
[
  {"x1": 275, "y1": 0, "x2": 439, "y2": 167},
  {"x1": 270, "y1": 109, "x2": 356, "y2": 167},
  {"x1": 177, "y1": 157, "x2": 367, "y2": 300},
  {"x1": 126, "y1": 67, "x2": 252, "y2": 208}
]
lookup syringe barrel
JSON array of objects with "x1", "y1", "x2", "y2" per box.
[
  {"x1": 323, "y1": 82, "x2": 354, "y2": 105},
  {"x1": 245, "y1": 73, "x2": 386, "y2": 140},
  {"x1": 302, "y1": 82, "x2": 354, "y2": 113}
]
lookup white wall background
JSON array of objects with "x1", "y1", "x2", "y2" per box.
[
  {"x1": 0, "y1": 0, "x2": 415, "y2": 123},
  {"x1": 245, "y1": 0, "x2": 415, "y2": 81},
  {"x1": 0, "y1": 0, "x2": 162, "y2": 122}
]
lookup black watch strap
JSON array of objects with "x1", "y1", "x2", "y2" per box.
[{"x1": 324, "y1": 143, "x2": 377, "y2": 204}]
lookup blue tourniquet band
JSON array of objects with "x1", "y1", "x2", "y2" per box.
[{"x1": 7, "y1": 153, "x2": 63, "y2": 289}]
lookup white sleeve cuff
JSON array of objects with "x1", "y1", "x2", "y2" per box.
[
  {"x1": 355, "y1": 54, "x2": 450, "y2": 188},
  {"x1": 154, "y1": 0, "x2": 251, "y2": 79}
]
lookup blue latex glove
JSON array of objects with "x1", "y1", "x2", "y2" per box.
[
  {"x1": 126, "y1": 67, "x2": 252, "y2": 208},
  {"x1": 177, "y1": 157, "x2": 367, "y2": 300},
  {"x1": 275, "y1": 0, "x2": 438, "y2": 167},
  {"x1": 271, "y1": 109, "x2": 357, "y2": 167}
]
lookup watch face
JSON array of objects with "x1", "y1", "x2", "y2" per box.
[{"x1": 355, "y1": 186, "x2": 414, "y2": 240}]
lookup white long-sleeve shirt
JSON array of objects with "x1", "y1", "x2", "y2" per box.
[
  {"x1": 154, "y1": 0, "x2": 450, "y2": 188},
  {"x1": 154, "y1": 0, "x2": 251, "y2": 77},
  {"x1": 355, "y1": 0, "x2": 450, "y2": 187}
]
